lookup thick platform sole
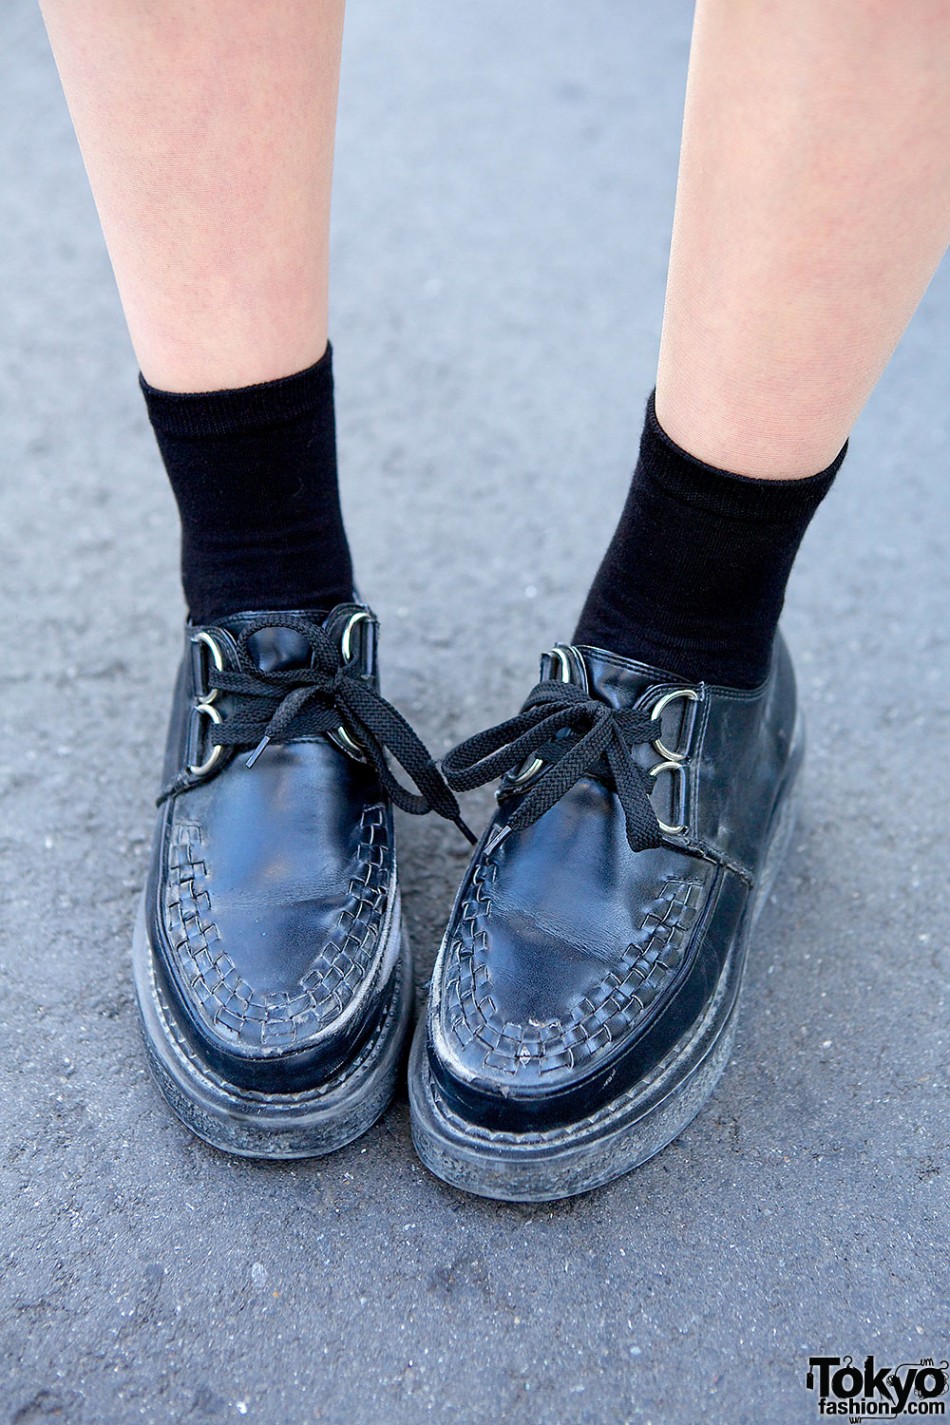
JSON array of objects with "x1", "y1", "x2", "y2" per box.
[
  {"x1": 132, "y1": 897, "x2": 413, "y2": 1160},
  {"x1": 409, "y1": 747, "x2": 801, "y2": 1203}
]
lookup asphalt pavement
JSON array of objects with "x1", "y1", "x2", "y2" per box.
[{"x1": 0, "y1": 2, "x2": 947, "y2": 1422}]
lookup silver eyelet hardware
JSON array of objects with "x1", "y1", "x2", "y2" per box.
[
  {"x1": 187, "y1": 631, "x2": 226, "y2": 777},
  {"x1": 649, "y1": 687, "x2": 699, "y2": 762},
  {"x1": 188, "y1": 702, "x2": 223, "y2": 777},
  {"x1": 340, "y1": 608, "x2": 370, "y2": 664},
  {"x1": 508, "y1": 645, "x2": 573, "y2": 788},
  {"x1": 330, "y1": 609, "x2": 372, "y2": 761},
  {"x1": 647, "y1": 687, "x2": 698, "y2": 836},
  {"x1": 649, "y1": 759, "x2": 687, "y2": 836},
  {"x1": 333, "y1": 725, "x2": 365, "y2": 758}
]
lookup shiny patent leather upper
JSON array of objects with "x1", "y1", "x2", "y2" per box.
[
  {"x1": 425, "y1": 634, "x2": 801, "y2": 1131},
  {"x1": 144, "y1": 604, "x2": 400, "y2": 1093}
]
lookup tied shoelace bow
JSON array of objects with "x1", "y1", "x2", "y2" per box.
[
  {"x1": 159, "y1": 614, "x2": 475, "y2": 842},
  {"x1": 442, "y1": 678, "x2": 665, "y2": 853}
]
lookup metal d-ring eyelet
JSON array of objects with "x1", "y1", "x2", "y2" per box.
[
  {"x1": 649, "y1": 686, "x2": 699, "y2": 763},
  {"x1": 340, "y1": 608, "x2": 370, "y2": 665},
  {"x1": 188, "y1": 700, "x2": 223, "y2": 777},
  {"x1": 648, "y1": 758, "x2": 687, "y2": 837},
  {"x1": 186, "y1": 632, "x2": 226, "y2": 776},
  {"x1": 332, "y1": 610, "x2": 372, "y2": 760},
  {"x1": 192, "y1": 630, "x2": 225, "y2": 704},
  {"x1": 334, "y1": 725, "x2": 365, "y2": 757},
  {"x1": 508, "y1": 645, "x2": 573, "y2": 787}
]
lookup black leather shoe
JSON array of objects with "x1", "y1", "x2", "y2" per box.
[
  {"x1": 408, "y1": 633, "x2": 803, "y2": 1200},
  {"x1": 133, "y1": 601, "x2": 469, "y2": 1158}
]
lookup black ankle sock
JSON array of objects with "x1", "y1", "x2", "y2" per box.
[
  {"x1": 141, "y1": 345, "x2": 353, "y2": 625},
  {"x1": 573, "y1": 393, "x2": 845, "y2": 688}
]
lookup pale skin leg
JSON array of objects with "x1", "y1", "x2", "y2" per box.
[
  {"x1": 39, "y1": 3, "x2": 950, "y2": 466},
  {"x1": 656, "y1": 0, "x2": 950, "y2": 479},
  {"x1": 38, "y1": 0, "x2": 345, "y2": 393}
]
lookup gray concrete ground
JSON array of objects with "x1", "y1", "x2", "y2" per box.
[{"x1": 0, "y1": 2, "x2": 947, "y2": 1422}]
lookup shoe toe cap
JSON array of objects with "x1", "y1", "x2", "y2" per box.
[
  {"x1": 151, "y1": 800, "x2": 397, "y2": 1093},
  {"x1": 426, "y1": 826, "x2": 728, "y2": 1132}
]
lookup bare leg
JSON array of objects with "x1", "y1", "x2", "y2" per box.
[
  {"x1": 38, "y1": 0, "x2": 345, "y2": 391},
  {"x1": 656, "y1": 0, "x2": 950, "y2": 478}
]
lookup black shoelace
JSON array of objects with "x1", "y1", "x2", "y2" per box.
[
  {"x1": 159, "y1": 614, "x2": 475, "y2": 841},
  {"x1": 442, "y1": 678, "x2": 664, "y2": 853}
]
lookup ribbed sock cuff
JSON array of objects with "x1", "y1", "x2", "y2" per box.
[
  {"x1": 642, "y1": 391, "x2": 847, "y2": 522},
  {"x1": 140, "y1": 344, "x2": 334, "y2": 439}
]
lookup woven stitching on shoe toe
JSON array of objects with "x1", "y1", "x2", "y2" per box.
[
  {"x1": 163, "y1": 806, "x2": 391, "y2": 1049},
  {"x1": 442, "y1": 860, "x2": 703, "y2": 1078}
]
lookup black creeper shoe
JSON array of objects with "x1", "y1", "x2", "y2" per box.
[
  {"x1": 133, "y1": 601, "x2": 471, "y2": 1158},
  {"x1": 408, "y1": 633, "x2": 803, "y2": 1200}
]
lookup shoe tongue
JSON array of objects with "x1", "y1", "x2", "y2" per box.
[
  {"x1": 217, "y1": 610, "x2": 330, "y2": 672},
  {"x1": 245, "y1": 624, "x2": 317, "y2": 673}
]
